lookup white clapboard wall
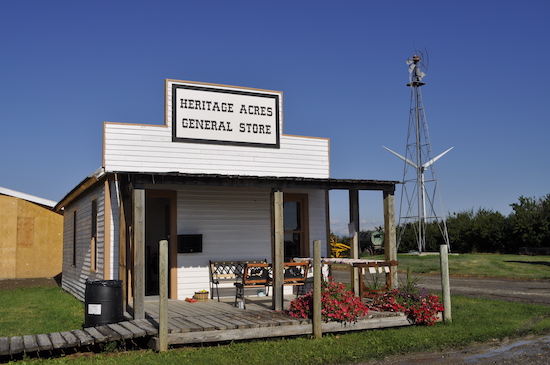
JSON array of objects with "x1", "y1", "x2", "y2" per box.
[
  {"x1": 174, "y1": 186, "x2": 327, "y2": 299},
  {"x1": 103, "y1": 80, "x2": 330, "y2": 178}
]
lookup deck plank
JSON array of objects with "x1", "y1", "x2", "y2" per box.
[
  {"x1": 192, "y1": 315, "x2": 230, "y2": 330},
  {"x1": 83, "y1": 327, "x2": 108, "y2": 343},
  {"x1": 59, "y1": 331, "x2": 79, "y2": 347},
  {"x1": 182, "y1": 316, "x2": 217, "y2": 331},
  {"x1": 129, "y1": 319, "x2": 158, "y2": 336},
  {"x1": 48, "y1": 332, "x2": 66, "y2": 350},
  {"x1": 95, "y1": 325, "x2": 121, "y2": 342},
  {"x1": 9, "y1": 336, "x2": 23, "y2": 355},
  {"x1": 107, "y1": 323, "x2": 134, "y2": 340},
  {"x1": 118, "y1": 321, "x2": 147, "y2": 338},
  {"x1": 23, "y1": 335, "x2": 39, "y2": 353},
  {"x1": 0, "y1": 337, "x2": 10, "y2": 356},
  {"x1": 71, "y1": 329, "x2": 94, "y2": 346},
  {"x1": 166, "y1": 317, "x2": 193, "y2": 333},
  {"x1": 36, "y1": 334, "x2": 53, "y2": 351}
]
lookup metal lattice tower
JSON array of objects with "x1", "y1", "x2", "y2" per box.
[{"x1": 383, "y1": 53, "x2": 451, "y2": 252}]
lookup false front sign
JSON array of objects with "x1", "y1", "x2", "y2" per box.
[{"x1": 172, "y1": 82, "x2": 280, "y2": 148}]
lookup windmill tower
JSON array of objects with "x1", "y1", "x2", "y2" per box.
[{"x1": 383, "y1": 52, "x2": 451, "y2": 252}]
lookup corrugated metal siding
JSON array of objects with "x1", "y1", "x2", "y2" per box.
[
  {"x1": 103, "y1": 122, "x2": 329, "y2": 178},
  {"x1": 61, "y1": 185, "x2": 105, "y2": 301}
]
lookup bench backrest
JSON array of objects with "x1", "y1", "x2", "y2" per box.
[
  {"x1": 283, "y1": 262, "x2": 309, "y2": 284},
  {"x1": 210, "y1": 260, "x2": 266, "y2": 283},
  {"x1": 242, "y1": 263, "x2": 272, "y2": 285}
]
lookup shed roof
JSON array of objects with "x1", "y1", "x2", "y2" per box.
[{"x1": 0, "y1": 186, "x2": 57, "y2": 209}]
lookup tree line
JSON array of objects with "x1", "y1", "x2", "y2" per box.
[{"x1": 398, "y1": 194, "x2": 550, "y2": 253}]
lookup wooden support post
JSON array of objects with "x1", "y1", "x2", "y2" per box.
[
  {"x1": 273, "y1": 189, "x2": 284, "y2": 311},
  {"x1": 383, "y1": 190, "x2": 398, "y2": 289},
  {"x1": 313, "y1": 240, "x2": 322, "y2": 339},
  {"x1": 133, "y1": 188, "x2": 146, "y2": 319},
  {"x1": 159, "y1": 239, "x2": 168, "y2": 351},
  {"x1": 349, "y1": 190, "x2": 360, "y2": 296},
  {"x1": 440, "y1": 244, "x2": 452, "y2": 323}
]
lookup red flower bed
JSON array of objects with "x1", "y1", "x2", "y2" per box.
[
  {"x1": 366, "y1": 288, "x2": 444, "y2": 326},
  {"x1": 285, "y1": 279, "x2": 368, "y2": 323}
]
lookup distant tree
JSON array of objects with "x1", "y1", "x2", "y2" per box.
[
  {"x1": 394, "y1": 194, "x2": 550, "y2": 254},
  {"x1": 446, "y1": 210, "x2": 475, "y2": 252},
  {"x1": 508, "y1": 194, "x2": 550, "y2": 249},
  {"x1": 471, "y1": 209, "x2": 509, "y2": 253}
]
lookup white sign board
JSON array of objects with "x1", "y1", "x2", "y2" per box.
[{"x1": 172, "y1": 82, "x2": 280, "y2": 148}]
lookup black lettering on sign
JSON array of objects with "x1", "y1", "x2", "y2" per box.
[
  {"x1": 238, "y1": 123, "x2": 272, "y2": 134},
  {"x1": 239, "y1": 104, "x2": 273, "y2": 116},
  {"x1": 181, "y1": 118, "x2": 234, "y2": 132},
  {"x1": 180, "y1": 99, "x2": 234, "y2": 113}
]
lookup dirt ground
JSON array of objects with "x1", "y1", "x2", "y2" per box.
[{"x1": 0, "y1": 276, "x2": 60, "y2": 290}]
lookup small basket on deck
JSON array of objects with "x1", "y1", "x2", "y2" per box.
[{"x1": 194, "y1": 291, "x2": 209, "y2": 302}]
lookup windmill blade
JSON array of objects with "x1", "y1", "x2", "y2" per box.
[
  {"x1": 382, "y1": 146, "x2": 418, "y2": 168},
  {"x1": 423, "y1": 147, "x2": 454, "y2": 168}
]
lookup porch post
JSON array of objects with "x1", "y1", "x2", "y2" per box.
[
  {"x1": 272, "y1": 188, "x2": 284, "y2": 311},
  {"x1": 383, "y1": 189, "x2": 398, "y2": 288},
  {"x1": 133, "y1": 187, "x2": 146, "y2": 319},
  {"x1": 349, "y1": 189, "x2": 360, "y2": 296}
]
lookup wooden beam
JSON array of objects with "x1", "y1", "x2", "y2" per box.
[
  {"x1": 159, "y1": 239, "x2": 169, "y2": 351},
  {"x1": 313, "y1": 240, "x2": 322, "y2": 339},
  {"x1": 383, "y1": 190, "x2": 397, "y2": 288},
  {"x1": 440, "y1": 244, "x2": 452, "y2": 323},
  {"x1": 349, "y1": 190, "x2": 360, "y2": 296},
  {"x1": 272, "y1": 189, "x2": 284, "y2": 311},
  {"x1": 103, "y1": 179, "x2": 112, "y2": 280},
  {"x1": 133, "y1": 188, "x2": 146, "y2": 319}
]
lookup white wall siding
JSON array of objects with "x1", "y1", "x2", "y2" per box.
[
  {"x1": 61, "y1": 184, "x2": 105, "y2": 301},
  {"x1": 170, "y1": 185, "x2": 329, "y2": 299},
  {"x1": 103, "y1": 124, "x2": 329, "y2": 178},
  {"x1": 174, "y1": 185, "x2": 272, "y2": 298}
]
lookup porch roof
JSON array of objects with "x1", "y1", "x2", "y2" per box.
[
  {"x1": 121, "y1": 171, "x2": 399, "y2": 192},
  {"x1": 54, "y1": 169, "x2": 398, "y2": 212}
]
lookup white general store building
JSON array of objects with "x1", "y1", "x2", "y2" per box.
[{"x1": 55, "y1": 80, "x2": 397, "y2": 314}]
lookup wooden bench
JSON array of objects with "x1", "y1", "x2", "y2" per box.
[
  {"x1": 234, "y1": 262, "x2": 310, "y2": 308},
  {"x1": 209, "y1": 260, "x2": 266, "y2": 301}
]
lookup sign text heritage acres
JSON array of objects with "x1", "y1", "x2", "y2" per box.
[{"x1": 172, "y1": 82, "x2": 281, "y2": 148}]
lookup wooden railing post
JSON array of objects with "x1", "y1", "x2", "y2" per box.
[
  {"x1": 132, "y1": 188, "x2": 145, "y2": 319},
  {"x1": 440, "y1": 244, "x2": 452, "y2": 323},
  {"x1": 313, "y1": 240, "x2": 322, "y2": 339},
  {"x1": 159, "y1": 239, "x2": 169, "y2": 351},
  {"x1": 272, "y1": 189, "x2": 284, "y2": 311}
]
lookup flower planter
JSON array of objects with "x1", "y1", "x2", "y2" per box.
[{"x1": 194, "y1": 291, "x2": 209, "y2": 302}]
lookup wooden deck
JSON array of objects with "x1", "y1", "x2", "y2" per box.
[{"x1": 0, "y1": 296, "x2": 411, "y2": 357}]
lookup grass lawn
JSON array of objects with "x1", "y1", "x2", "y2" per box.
[
  {"x1": 5, "y1": 295, "x2": 550, "y2": 365},
  {"x1": 370, "y1": 253, "x2": 550, "y2": 280},
  {"x1": 0, "y1": 285, "x2": 83, "y2": 337},
  {"x1": 2, "y1": 253, "x2": 550, "y2": 364}
]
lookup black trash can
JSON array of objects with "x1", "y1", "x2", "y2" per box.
[{"x1": 84, "y1": 279, "x2": 123, "y2": 327}]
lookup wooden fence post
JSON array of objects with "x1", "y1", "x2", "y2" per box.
[
  {"x1": 313, "y1": 240, "x2": 322, "y2": 339},
  {"x1": 159, "y1": 239, "x2": 169, "y2": 351},
  {"x1": 440, "y1": 244, "x2": 452, "y2": 323}
]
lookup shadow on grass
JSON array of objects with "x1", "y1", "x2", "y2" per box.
[{"x1": 505, "y1": 260, "x2": 550, "y2": 267}]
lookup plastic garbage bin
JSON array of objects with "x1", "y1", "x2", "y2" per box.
[{"x1": 84, "y1": 279, "x2": 123, "y2": 327}]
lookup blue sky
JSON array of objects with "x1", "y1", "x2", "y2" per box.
[{"x1": 1, "y1": 1, "x2": 548, "y2": 236}]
